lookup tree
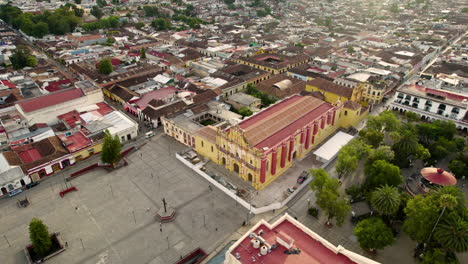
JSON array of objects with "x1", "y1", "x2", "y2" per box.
[
  {"x1": 97, "y1": 0, "x2": 107, "y2": 8},
  {"x1": 29, "y1": 218, "x2": 52, "y2": 256},
  {"x1": 368, "y1": 146, "x2": 394, "y2": 163},
  {"x1": 10, "y1": 46, "x2": 35, "y2": 70},
  {"x1": 73, "y1": 6, "x2": 84, "y2": 17},
  {"x1": 151, "y1": 18, "x2": 171, "y2": 30},
  {"x1": 26, "y1": 56, "x2": 37, "y2": 67},
  {"x1": 135, "y1": 22, "x2": 145, "y2": 30},
  {"x1": 448, "y1": 159, "x2": 467, "y2": 179},
  {"x1": 91, "y1": 6, "x2": 103, "y2": 20},
  {"x1": 354, "y1": 217, "x2": 395, "y2": 251},
  {"x1": 238, "y1": 107, "x2": 253, "y2": 117},
  {"x1": 347, "y1": 46, "x2": 355, "y2": 54},
  {"x1": 310, "y1": 169, "x2": 350, "y2": 226},
  {"x1": 143, "y1": 5, "x2": 159, "y2": 17},
  {"x1": 434, "y1": 210, "x2": 468, "y2": 252},
  {"x1": 370, "y1": 185, "x2": 401, "y2": 216},
  {"x1": 98, "y1": 58, "x2": 113, "y2": 74},
  {"x1": 420, "y1": 248, "x2": 458, "y2": 264},
  {"x1": 366, "y1": 111, "x2": 400, "y2": 133},
  {"x1": 404, "y1": 111, "x2": 419, "y2": 122},
  {"x1": 365, "y1": 160, "x2": 402, "y2": 189},
  {"x1": 309, "y1": 168, "x2": 329, "y2": 191},
  {"x1": 403, "y1": 187, "x2": 465, "y2": 244},
  {"x1": 101, "y1": 130, "x2": 121, "y2": 166},
  {"x1": 359, "y1": 128, "x2": 383, "y2": 147},
  {"x1": 335, "y1": 153, "x2": 358, "y2": 176},
  {"x1": 140, "y1": 47, "x2": 146, "y2": 59},
  {"x1": 336, "y1": 138, "x2": 371, "y2": 176}
]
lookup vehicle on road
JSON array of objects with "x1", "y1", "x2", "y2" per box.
[
  {"x1": 8, "y1": 189, "x2": 23, "y2": 197},
  {"x1": 145, "y1": 131, "x2": 155, "y2": 138},
  {"x1": 26, "y1": 181, "x2": 40, "y2": 189},
  {"x1": 297, "y1": 170, "x2": 309, "y2": 184}
]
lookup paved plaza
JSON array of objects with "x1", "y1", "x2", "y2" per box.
[{"x1": 0, "y1": 131, "x2": 247, "y2": 264}]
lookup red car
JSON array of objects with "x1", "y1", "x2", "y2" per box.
[{"x1": 297, "y1": 171, "x2": 309, "y2": 184}]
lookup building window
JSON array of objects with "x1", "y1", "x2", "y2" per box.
[
  {"x1": 201, "y1": 141, "x2": 204, "y2": 147},
  {"x1": 211, "y1": 146, "x2": 214, "y2": 152},
  {"x1": 452, "y1": 108, "x2": 460, "y2": 114},
  {"x1": 405, "y1": 95, "x2": 412, "y2": 100},
  {"x1": 344, "y1": 111, "x2": 348, "y2": 116}
]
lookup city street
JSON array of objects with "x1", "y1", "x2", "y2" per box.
[{"x1": 0, "y1": 132, "x2": 247, "y2": 264}]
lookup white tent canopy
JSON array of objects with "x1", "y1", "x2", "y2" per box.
[{"x1": 313, "y1": 131, "x2": 354, "y2": 163}]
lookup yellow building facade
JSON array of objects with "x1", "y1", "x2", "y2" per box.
[
  {"x1": 194, "y1": 95, "x2": 361, "y2": 190},
  {"x1": 305, "y1": 79, "x2": 364, "y2": 104}
]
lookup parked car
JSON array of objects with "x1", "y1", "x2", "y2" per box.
[
  {"x1": 8, "y1": 189, "x2": 23, "y2": 197},
  {"x1": 297, "y1": 170, "x2": 309, "y2": 184},
  {"x1": 145, "y1": 131, "x2": 155, "y2": 138},
  {"x1": 26, "y1": 181, "x2": 40, "y2": 189}
]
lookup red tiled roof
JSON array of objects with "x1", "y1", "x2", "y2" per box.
[
  {"x1": 58, "y1": 131, "x2": 92, "y2": 153},
  {"x1": 134, "y1": 87, "x2": 180, "y2": 109},
  {"x1": 44, "y1": 79, "x2": 72, "y2": 92},
  {"x1": 17, "y1": 88, "x2": 84, "y2": 113},
  {"x1": 18, "y1": 149, "x2": 42, "y2": 164},
  {"x1": 1, "y1": 80, "x2": 16, "y2": 88},
  {"x1": 238, "y1": 95, "x2": 332, "y2": 149},
  {"x1": 57, "y1": 110, "x2": 84, "y2": 129},
  {"x1": 96, "y1": 102, "x2": 114, "y2": 115},
  {"x1": 231, "y1": 220, "x2": 356, "y2": 264}
]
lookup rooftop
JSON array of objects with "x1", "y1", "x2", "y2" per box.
[
  {"x1": 16, "y1": 88, "x2": 84, "y2": 113},
  {"x1": 238, "y1": 95, "x2": 332, "y2": 149},
  {"x1": 57, "y1": 131, "x2": 93, "y2": 153},
  {"x1": 227, "y1": 214, "x2": 378, "y2": 264}
]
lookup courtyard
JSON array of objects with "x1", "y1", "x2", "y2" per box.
[{"x1": 0, "y1": 131, "x2": 247, "y2": 264}]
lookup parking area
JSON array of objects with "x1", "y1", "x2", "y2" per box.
[{"x1": 0, "y1": 132, "x2": 247, "y2": 264}]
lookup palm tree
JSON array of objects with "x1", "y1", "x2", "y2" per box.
[
  {"x1": 425, "y1": 194, "x2": 458, "y2": 249},
  {"x1": 370, "y1": 185, "x2": 401, "y2": 216},
  {"x1": 434, "y1": 212, "x2": 468, "y2": 252}
]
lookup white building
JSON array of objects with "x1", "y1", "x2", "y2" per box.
[
  {"x1": 15, "y1": 81, "x2": 104, "y2": 125},
  {"x1": 391, "y1": 84, "x2": 468, "y2": 131}
]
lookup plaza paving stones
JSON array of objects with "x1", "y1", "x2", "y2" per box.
[{"x1": 0, "y1": 132, "x2": 247, "y2": 264}]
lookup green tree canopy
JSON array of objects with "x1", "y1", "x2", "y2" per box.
[
  {"x1": 310, "y1": 169, "x2": 350, "y2": 226},
  {"x1": 151, "y1": 17, "x2": 171, "y2": 30},
  {"x1": 238, "y1": 107, "x2": 253, "y2": 117},
  {"x1": 10, "y1": 46, "x2": 37, "y2": 70},
  {"x1": 91, "y1": 6, "x2": 104, "y2": 19},
  {"x1": 140, "y1": 47, "x2": 146, "y2": 59},
  {"x1": 434, "y1": 210, "x2": 468, "y2": 252},
  {"x1": 101, "y1": 130, "x2": 121, "y2": 166},
  {"x1": 143, "y1": 5, "x2": 159, "y2": 17},
  {"x1": 365, "y1": 160, "x2": 402, "y2": 189},
  {"x1": 359, "y1": 128, "x2": 383, "y2": 147},
  {"x1": 449, "y1": 158, "x2": 467, "y2": 179},
  {"x1": 354, "y1": 217, "x2": 395, "y2": 251},
  {"x1": 135, "y1": 22, "x2": 145, "y2": 30},
  {"x1": 370, "y1": 185, "x2": 401, "y2": 216},
  {"x1": 29, "y1": 218, "x2": 52, "y2": 256},
  {"x1": 368, "y1": 145, "x2": 394, "y2": 163},
  {"x1": 366, "y1": 110, "x2": 400, "y2": 133},
  {"x1": 98, "y1": 58, "x2": 113, "y2": 74},
  {"x1": 403, "y1": 186, "x2": 465, "y2": 243},
  {"x1": 420, "y1": 248, "x2": 458, "y2": 264}
]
